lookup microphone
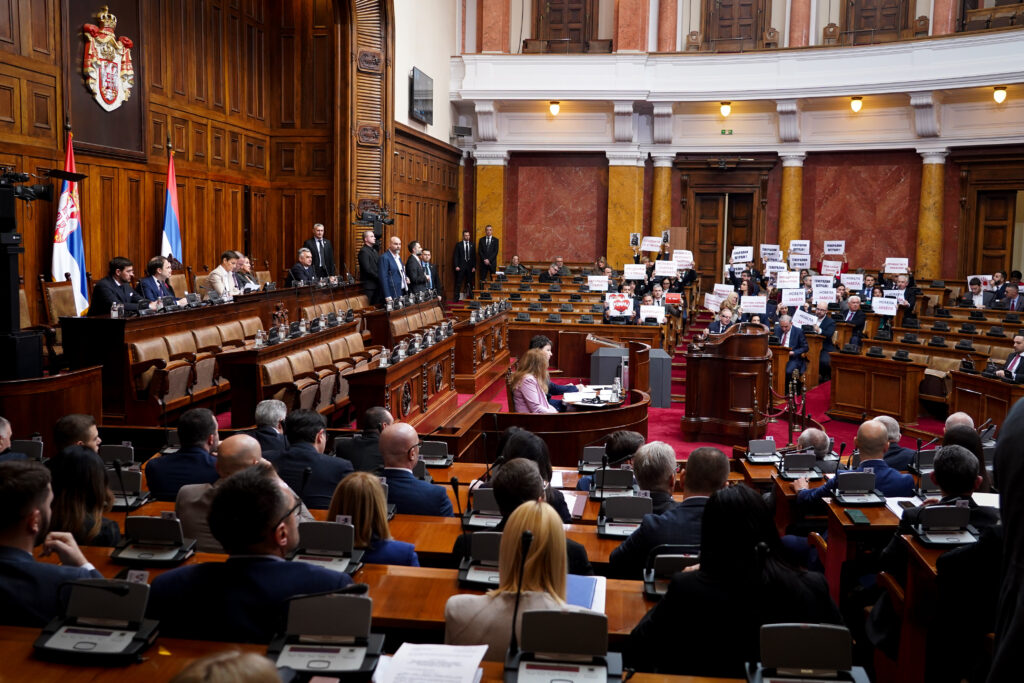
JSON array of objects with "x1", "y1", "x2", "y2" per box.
[
  {"x1": 977, "y1": 418, "x2": 992, "y2": 434},
  {"x1": 508, "y1": 530, "x2": 534, "y2": 658},
  {"x1": 451, "y1": 477, "x2": 471, "y2": 562},
  {"x1": 597, "y1": 454, "x2": 608, "y2": 502},
  {"x1": 838, "y1": 442, "x2": 847, "y2": 470},
  {"x1": 480, "y1": 439, "x2": 502, "y2": 485},
  {"x1": 914, "y1": 437, "x2": 923, "y2": 473},
  {"x1": 111, "y1": 460, "x2": 132, "y2": 510},
  {"x1": 310, "y1": 277, "x2": 324, "y2": 326}
]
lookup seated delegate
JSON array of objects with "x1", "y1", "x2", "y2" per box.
[{"x1": 511, "y1": 348, "x2": 559, "y2": 414}]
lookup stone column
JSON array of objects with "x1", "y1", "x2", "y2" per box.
[
  {"x1": 932, "y1": 0, "x2": 958, "y2": 35},
  {"x1": 474, "y1": 151, "x2": 508, "y2": 247},
  {"x1": 606, "y1": 151, "x2": 646, "y2": 270},
  {"x1": 651, "y1": 154, "x2": 674, "y2": 236},
  {"x1": 778, "y1": 153, "x2": 806, "y2": 252},
  {"x1": 480, "y1": 0, "x2": 510, "y2": 53},
  {"x1": 915, "y1": 150, "x2": 948, "y2": 280},
  {"x1": 614, "y1": 0, "x2": 650, "y2": 52},
  {"x1": 788, "y1": 0, "x2": 811, "y2": 47},
  {"x1": 657, "y1": 0, "x2": 678, "y2": 51}
]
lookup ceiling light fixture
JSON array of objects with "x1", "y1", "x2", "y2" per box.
[
  {"x1": 549, "y1": 101, "x2": 560, "y2": 116},
  {"x1": 720, "y1": 101, "x2": 731, "y2": 117},
  {"x1": 994, "y1": 87, "x2": 1007, "y2": 104},
  {"x1": 850, "y1": 96, "x2": 863, "y2": 113}
]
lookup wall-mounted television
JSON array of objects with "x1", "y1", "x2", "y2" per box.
[{"x1": 409, "y1": 67, "x2": 433, "y2": 125}]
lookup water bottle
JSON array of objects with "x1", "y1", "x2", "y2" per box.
[
  {"x1": 110, "y1": 302, "x2": 119, "y2": 318},
  {"x1": 299, "y1": 317, "x2": 307, "y2": 335},
  {"x1": 254, "y1": 329, "x2": 265, "y2": 348},
  {"x1": 612, "y1": 376, "x2": 621, "y2": 398}
]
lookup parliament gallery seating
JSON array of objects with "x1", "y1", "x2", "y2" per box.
[{"x1": 129, "y1": 338, "x2": 194, "y2": 419}]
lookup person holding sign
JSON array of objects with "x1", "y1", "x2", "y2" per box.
[
  {"x1": 888, "y1": 274, "x2": 916, "y2": 314},
  {"x1": 816, "y1": 251, "x2": 849, "y2": 276},
  {"x1": 774, "y1": 315, "x2": 809, "y2": 378}
]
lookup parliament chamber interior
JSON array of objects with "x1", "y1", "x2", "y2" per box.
[{"x1": 1, "y1": 0, "x2": 1023, "y2": 681}]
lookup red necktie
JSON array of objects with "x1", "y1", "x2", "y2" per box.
[
  {"x1": 1009, "y1": 356, "x2": 1020, "y2": 374},
  {"x1": 846, "y1": 311, "x2": 853, "y2": 321}
]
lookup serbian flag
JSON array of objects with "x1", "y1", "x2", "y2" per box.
[
  {"x1": 51, "y1": 132, "x2": 89, "y2": 315},
  {"x1": 160, "y1": 150, "x2": 182, "y2": 261}
]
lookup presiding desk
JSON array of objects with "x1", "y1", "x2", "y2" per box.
[
  {"x1": 508, "y1": 323, "x2": 662, "y2": 378},
  {"x1": 828, "y1": 352, "x2": 925, "y2": 425},
  {"x1": 453, "y1": 311, "x2": 510, "y2": 394}
]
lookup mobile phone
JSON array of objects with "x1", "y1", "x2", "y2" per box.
[
  {"x1": 845, "y1": 509, "x2": 870, "y2": 525},
  {"x1": 898, "y1": 500, "x2": 917, "y2": 510}
]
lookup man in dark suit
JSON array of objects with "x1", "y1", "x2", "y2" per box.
[
  {"x1": 336, "y1": 407, "x2": 393, "y2": 474},
  {"x1": 0, "y1": 461, "x2": 103, "y2": 626},
  {"x1": 139, "y1": 256, "x2": 186, "y2": 305},
  {"x1": 704, "y1": 308, "x2": 734, "y2": 336},
  {"x1": 995, "y1": 282, "x2": 1024, "y2": 312},
  {"x1": 876, "y1": 415, "x2": 917, "y2": 471},
  {"x1": 420, "y1": 248, "x2": 438, "y2": 295},
  {"x1": 148, "y1": 464, "x2": 351, "y2": 642},
  {"x1": 289, "y1": 248, "x2": 317, "y2": 286},
  {"x1": 451, "y1": 458, "x2": 593, "y2": 576},
  {"x1": 839, "y1": 295, "x2": 867, "y2": 346},
  {"x1": 379, "y1": 235, "x2": 408, "y2": 301},
  {"x1": 0, "y1": 417, "x2": 27, "y2": 463},
  {"x1": 889, "y1": 274, "x2": 916, "y2": 314},
  {"x1": 996, "y1": 333, "x2": 1024, "y2": 381},
  {"x1": 477, "y1": 224, "x2": 499, "y2": 282},
  {"x1": 991, "y1": 270, "x2": 1008, "y2": 301},
  {"x1": 608, "y1": 446, "x2": 728, "y2": 579},
  {"x1": 405, "y1": 241, "x2": 428, "y2": 294},
  {"x1": 248, "y1": 399, "x2": 288, "y2": 456},
  {"x1": 774, "y1": 315, "x2": 809, "y2": 378},
  {"x1": 381, "y1": 422, "x2": 453, "y2": 517},
  {"x1": 962, "y1": 277, "x2": 995, "y2": 308},
  {"x1": 88, "y1": 256, "x2": 158, "y2": 316},
  {"x1": 145, "y1": 408, "x2": 219, "y2": 500},
  {"x1": 357, "y1": 230, "x2": 381, "y2": 305},
  {"x1": 452, "y1": 229, "x2": 475, "y2": 300},
  {"x1": 302, "y1": 223, "x2": 335, "y2": 278},
  {"x1": 811, "y1": 303, "x2": 837, "y2": 380},
  {"x1": 267, "y1": 410, "x2": 353, "y2": 509}
]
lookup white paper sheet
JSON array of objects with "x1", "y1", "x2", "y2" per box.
[{"x1": 374, "y1": 644, "x2": 487, "y2": 683}]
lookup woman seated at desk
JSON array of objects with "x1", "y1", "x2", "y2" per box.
[
  {"x1": 327, "y1": 471, "x2": 419, "y2": 567},
  {"x1": 511, "y1": 349, "x2": 559, "y2": 414},
  {"x1": 48, "y1": 445, "x2": 121, "y2": 547}
]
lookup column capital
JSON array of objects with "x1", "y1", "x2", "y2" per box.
[
  {"x1": 918, "y1": 149, "x2": 949, "y2": 165},
  {"x1": 613, "y1": 101, "x2": 636, "y2": 143},
  {"x1": 474, "y1": 149, "x2": 509, "y2": 166},
  {"x1": 651, "y1": 153, "x2": 675, "y2": 168},
  {"x1": 776, "y1": 99, "x2": 801, "y2": 143},
  {"x1": 474, "y1": 100, "x2": 498, "y2": 142},
  {"x1": 909, "y1": 91, "x2": 943, "y2": 138},
  {"x1": 780, "y1": 152, "x2": 806, "y2": 168},
  {"x1": 606, "y1": 150, "x2": 645, "y2": 166}
]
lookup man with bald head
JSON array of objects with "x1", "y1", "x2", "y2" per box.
[
  {"x1": 381, "y1": 422, "x2": 453, "y2": 517},
  {"x1": 945, "y1": 411, "x2": 975, "y2": 431},
  {"x1": 794, "y1": 419, "x2": 915, "y2": 505}
]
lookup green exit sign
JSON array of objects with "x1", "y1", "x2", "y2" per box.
[{"x1": 721, "y1": 129, "x2": 733, "y2": 135}]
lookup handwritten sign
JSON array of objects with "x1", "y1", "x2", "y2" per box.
[
  {"x1": 713, "y1": 283, "x2": 735, "y2": 298},
  {"x1": 884, "y1": 257, "x2": 909, "y2": 274},
  {"x1": 840, "y1": 273, "x2": 864, "y2": 290},
  {"x1": 813, "y1": 287, "x2": 837, "y2": 304},
  {"x1": 968, "y1": 274, "x2": 993, "y2": 290},
  {"x1": 793, "y1": 310, "x2": 819, "y2": 327},
  {"x1": 703, "y1": 292, "x2": 723, "y2": 312},
  {"x1": 731, "y1": 246, "x2": 754, "y2": 263},
  {"x1": 606, "y1": 293, "x2": 634, "y2": 317},
  {"x1": 655, "y1": 260, "x2": 678, "y2": 277},
  {"x1": 641, "y1": 236, "x2": 664, "y2": 252},
  {"x1": 741, "y1": 295, "x2": 767, "y2": 314},
  {"x1": 824, "y1": 240, "x2": 846, "y2": 255},
  {"x1": 760, "y1": 243, "x2": 781, "y2": 258},
  {"x1": 588, "y1": 275, "x2": 609, "y2": 291},
  {"x1": 820, "y1": 260, "x2": 843, "y2": 277},
  {"x1": 789, "y1": 239, "x2": 810, "y2": 254},
  {"x1": 673, "y1": 250, "x2": 694, "y2": 268},
  {"x1": 884, "y1": 289, "x2": 902, "y2": 298},
  {"x1": 789, "y1": 254, "x2": 811, "y2": 269},
  {"x1": 765, "y1": 261, "x2": 787, "y2": 274},
  {"x1": 640, "y1": 305, "x2": 666, "y2": 323},
  {"x1": 781, "y1": 289, "x2": 807, "y2": 307},
  {"x1": 872, "y1": 297, "x2": 898, "y2": 316},
  {"x1": 775, "y1": 272, "x2": 800, "y2": 289},
  {"x1": 812, "y1": 276, "x2": 834, "y2": 290},
  {"x1": 623, "y1": 264, "x2": 647, "y2": 280},
  {"x1": 665, "y1": 292, "x2": 682, "y2": 305}
]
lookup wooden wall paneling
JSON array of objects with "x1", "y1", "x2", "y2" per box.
[
  {"x1": 123, "y1": 169, "x2": 147, "y2": 260},
  {"x1": 228, "y1": 129, "x2": 241, "y2": 169},
  {"x1": 170, "y1": 0, "x2": 188, "y2": 97},
  {"x1": 309, "y1": 32, "x2": 331, "y2": 128},
  {"x1": 0, "y1": 0, "x2": 19, "y2": 56},
  {"x1": 310, "y1": 141, "x2": 330, "y2": 176},
  {"x1": 151, "y1": 176, "x2": 167, "y2": 260},
  {"x1": 249, "y1": 186, "x2": 269, "y2": 270},
  {"x1": 228, "y1": 184, "x2": 244, "y2": 250},
  {"x1": 146, "y1": 0, "x2": 165, "y2": 96},
  {"x1": 274, "y1": 139, "x2": 298, "y2": 178},
  {"x1": 208, "y1": 0, "x2": 225, "y2": 112},
  {"x1": 192, "y1": 118, "x2": 208, "y2": 165},
  {"x1": 170, "y1": 115, "x2": 188, "y2": 157},
  {"x1": 27, "y1": 0, "x2": 54, "y2": 62},
  {"x1": 150, "y1": 110, "x2": 168, "y2": 157},
  {"x1": 191, "y1": 178, "x2": 209, "y2": 270},
  {"x1": 23, "y1": 74, "x2": 55, "y2": 144},
  {"x1": 278, "y1": 31, "x2": 296, "y2": 128},
  {"x1": 0, "y1": 71, "x2": 19, "y2": 136},
  {"x1": 279, "y1": 191, "x2": 299, "y2": 279},
  {"x1": 190, "y1": 0, "x2": 208, "y2": 106},
  {"x1": 226, "y1": 8, "x2": 242, "y2": 116}
]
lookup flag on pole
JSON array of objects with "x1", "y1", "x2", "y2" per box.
[
  {"x1": 51, "y1": 131, "x2": 89, "y2": 315},
  {"x1": 160, "y1": 150, "x2": 182, "y2": 262}
]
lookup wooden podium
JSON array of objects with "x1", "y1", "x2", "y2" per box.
[
  {"x1": 951, "y1": 370, "x2": 1024, "y2": 429},
  {"x1": 681, "y1": 323, "x2": 771, "y2": 445},
  {"x1": 827, "y1": 352, "x2": 925, "y2": 424}
]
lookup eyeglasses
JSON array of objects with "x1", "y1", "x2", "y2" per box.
[
  {"x1": 275, "y1": 498, "x2": 302, "y2": 528},
  {"x1": 407, "y1": 441, "x2": 423, "y2": 458}
]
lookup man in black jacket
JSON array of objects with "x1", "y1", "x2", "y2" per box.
[
  {"x1": 405, "y1": 241, "x2": 428, "y2": 294},
  {"x1": 452, "y1": 229, "x2": 476, "y2": 300},
  {"x1": 267, "y1": 410, "x2": 353, "y2": 509},
  {"x1": 302, "y1": 223, "x2": 335, "y2": 278},
  {"x1": 248, "y1": 399, "x2": 288, "y2": 456},
  {"x1": 357, "y1": 230, "x2": 381, "y2": 305},
  {"x1": 839, "y1": 295, "x2": 867, "y2": 346},
  {"x1": 88, "y1": 257, "x2": 157, "y2": 316},
  {"x1": 336, "y1": 406, "x2": 393, "y2": 474},
  {"x1": 477, "y1": 224, "x2": 499, "y2": 282},
  {"x1": 996, "y1": 333, "x2": 1024, "y2": 382}
]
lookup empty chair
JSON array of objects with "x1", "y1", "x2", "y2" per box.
[
  {"x1": 215, "y1": 321, "x2": 247, "y2": 350},
  {"x1": 129, "y1": 338, "x2": 193, "y2": 415},
  {"x1": 286, "y1": 351, "x2": 323, "y2": 411},
  {"x1": 308, "y1": 344, "x2": 341, "y2": 412},
  {"x1": 261, "y1": 358, "x2": 300, "y2": 408},
  {"x1": 10, "y1": 439, "x2": 43, "y2": 462},
  {"x1": 343, "y1": 332, "x2": 384, "y2": 363},
  {"x1": 239, "y1": 317, "x2": 264, "y2": 343},
  {"x1": 164, "y1": 332, "x2": 217, "y2": 401},
  {"x1": 191, "y1": 326, "x2": 227, "y2": 391}
]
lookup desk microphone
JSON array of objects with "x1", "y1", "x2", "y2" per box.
[
  {"x1": 837, "y1": 442, "x2": 847, "y2": 470},
  {"x1": 111, "y1": 460, "x2": 132, "y2": 510},
  {"x1": 977, "y1": 418, "x2": 992, "y2": 435},
  {"x1": 451, "y1": 477, "x2": 471, "y2": 563},
  {"x1": 508, "y1": 530, "x2": 533, "y2": 658},
  {"x1": 597, "y1": 454, "x2": 609, "y2": 502}
]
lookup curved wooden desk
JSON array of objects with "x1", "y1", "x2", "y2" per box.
[
  {"x1": 484, "y1": 390, "x2": 650, "y2": 467},
  {"x1": 0, "y1": 366, "x2": 102, "y2": 459}
]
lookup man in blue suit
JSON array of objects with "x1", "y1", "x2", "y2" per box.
[
  {"x1": 381, "y1": 422, "x2": 453, "y2": 517},
  {"x1": 794, "y1": 419, "x2": 915, "y2": 506},
  {"x1": 138, "y1": 256, "x2": 186, "y2": 306},
  {"x1": 267, "y1": 410, "x2": 352, "y2": 509},
  {"x1": 379, "y1": 235, "x2": 409, "y2": 301},
  {"x1": 774, "y1": 315, "x2": 809, "y2": 378},
  {"x1": 875, "y1": 415, "x2": 917, "y2": 471},
  {"x1": 607, "y1": 446, "x2": 729, "y2": 579},
  {"x1": 247, "y1": 399, "x2": 289, "y2": 456},
  {"x1": 148, "y1": 464, "x2": 352, "y2": 642},
  {"x1": 0, "y1": 461, "x2": 103, "y2": 626},
  {"x1": 145, "y1": 408, "x2": 219, "y2": 500}
]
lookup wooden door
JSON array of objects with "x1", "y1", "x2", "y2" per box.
[
  {"x1": 706, "y1": 0, "x2": 763, "y2": 51},
  {"x1": 975, "y1": 191, "x2": 1017, "y2": 275},
  {"x1": 726, "y1": 194, "x2": 754, "y2": 257},
  {"x1": 695, "y1": 194, "x2": 725, "y2": 283},
  {"x1": 535, "y1": 0, "x2": 592, "y2": 44},
  {"x1": 845, "y1": 0, "x2": 906, "y2": 44}
]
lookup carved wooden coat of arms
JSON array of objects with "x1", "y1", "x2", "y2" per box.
[{"x1": 82, "y1": 6, "x2": 135, "y2": 112}]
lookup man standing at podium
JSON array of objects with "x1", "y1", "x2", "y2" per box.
[{"x1": 774, "y1": 315, "x2": 808, "y2": 378}]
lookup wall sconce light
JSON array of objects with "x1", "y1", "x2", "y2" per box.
[
  {"x1": 994, "y1": 87, "x2": 1007, "y2": 104},
  {"x1": 850, "y1": 96, "x2": 863, "y2": 113},
  {"x1": 549, "y1": 101, "x2": 560, "y2": 116},
  {"x1": 720, "y1": 102, "x2": 731, "y2": 117}
]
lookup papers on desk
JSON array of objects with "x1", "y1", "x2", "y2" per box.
[
  {"x1": 374, "y1": 643, "x2": 486, "y2": 683},
  {"x1": 563, "y1": 389, "x2": 616, "y2": 404},
  {"x1": 550, "y1": 471, "x2": 565, "y2": 489},
  {"x1": 885, "y1": 497, "x2": 922, "y2": 519},
  {"x1": 567, "y1": 574, "x2": 606, "y2": 613},
  {"x1": 562, "y1": 490, "x2": 587, "y2": 518},
  {"x1": 974, "y1": 492, "x2": 1000, "y2": 508}
]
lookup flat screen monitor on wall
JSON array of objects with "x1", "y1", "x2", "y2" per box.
[{"x1": 409, "y1": 67, "x2": 433, "y2": 125}]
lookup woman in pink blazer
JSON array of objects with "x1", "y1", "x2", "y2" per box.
[{"x1": 511, "y1": 348, "x2": 559, "y2": 414}]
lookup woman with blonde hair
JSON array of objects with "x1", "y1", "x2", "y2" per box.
[
  {"x1": 170, "y1": 651, "x2": 279, "y2": 683},
  {"x1": 511, "y1": 348, "x2": 558, "y2": 414},
  {"x1": 444, "y1": 501, "x2": 589, "y2": 660},
  {"x1": 327, "y1": 471, "x2": 418, "y2": 566}
]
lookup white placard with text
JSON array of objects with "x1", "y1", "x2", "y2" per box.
[
  {"x1": 673, "y1": 250, "x2": 694, "y2": 268},
  {"x1": 623, "y1": 264, "x2": 647, "y2": 280},
  {"x1": 792, "y1": 310, "x2": 819, "y2": 327},
  {"x1": 703, "y1": 292, "x2": 723, "y2": 312},
  {"x1": 840, "y1": 273, "x2": 864, "y2": 290},
  {"x1": 884, "y1": 257, "x2": 909, "y2": 274},
  {"x1": 741, "y1": 295, "x2": 767, "y2": 314},
  {"x1": 640, "y1": 304, "x2": 666, "y2": 323},
  {"x1": 760, "y1": 244, "x2": 781, "y2": 259},
  {"x1": 606, "y1": 293, "x2": 634, "y2": 317},
  {"x1": 789, "y1": 253, "x2": 811, "y2": 269},
  {"x1": 641, "y1": 236, "x2": 664, "y2": 252},
  {"x1": 812, "y1": 276, "x2": 834, "y2": 290},
  {"x1": 588, "y1": 275, "x2": 609, "y2": 291},
  {"x1": 731, "y1": 246, "x2": 754, "y2": 263},
  {"x1": 871, "y1": 297, "x2": 898, "y2": 315},
  {"x1": 775, "y1": 272, "x2": 800, "y2": 289},
  {"x1": 813, "y1": 287, "x2": 837, "y2": 304},
  {"x1": 713, "y1": 283, "x2": 735, "y2": 298},
  {"x1": 655, "y1": 260, "x2": 678, "y2": 277},
  {"x1": 789, "y1": 239, "x2": 810, "y2": 254},
  {"x1": 824, "y1": 240, "x2": 846, "y2": 255},
  {"x1": 781, "y1": 289, "x2": 807, "y2": 307},
  {"x1": 820, "y1": 260, "x2": 843, "y2": 277},
  {"x1": 765, "y1": 261, "x2": 787, "y2": 274}
]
